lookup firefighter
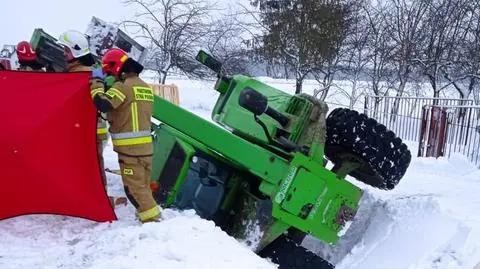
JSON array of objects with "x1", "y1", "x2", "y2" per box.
[
  {"x1": 57, "y1": 30, "x2": 96, "y2": 72},
  {"x1": 89, "y1": 48, "x2": 161, "y2": 223},
  {"x1": 57, "y1": 30, "x2": 111, "y2": 200},
  {"x1": 15, "y1": 41, "x2": 44, "y2": 71}
]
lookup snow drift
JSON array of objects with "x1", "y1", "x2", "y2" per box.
[
  {"x1": 303, "y1": 149, "x2": 480, "y2": 269},
  {"x1": 0, "y1": 207, "x2": 276, "y2": 269}
]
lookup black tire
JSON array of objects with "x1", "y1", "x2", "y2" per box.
[
  {"x1": 259, "y1": 235, "x2": 334, "y2": 269},
  {"x1": 325, "y1": 108, "x2": 411, "y2": 190}
]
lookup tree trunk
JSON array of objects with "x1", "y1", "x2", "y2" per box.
[
  {"x1": 295, "y1": 76, "x2": 304, "y2": 94},
  {"x1": 159, "y1": 72, "x2": 167, "y2": 84},
  {"x1": 319, "y1": 86, "x2": 330, "y2": 101},
  {"x1": 374, "y1": 97, "x2": 381, "y2": 118},
  {"x1": 390, "y1": 78, "x2": 407, "y2": 124},
  {"x1": 429, "y1": 75, "x2": 439, "y2": 105},
  {"x1": 474, "y1": 83, "x2": 480, "y2": 107},
  {"x1": 433, "y1": 89, "x2": 440, "y2": 103},
  {"x1": 159, "y1": 66, "x2": 170, "y2": 84},
  {"x1": 284, "y1": 64, "x2": 290, "y2": 79},
  {"x1": 350, "y1": 81, "x2": 357, "y2": 109},
  {"x1": 350, "y1": 74, "x2": 359, "y2": 109}
]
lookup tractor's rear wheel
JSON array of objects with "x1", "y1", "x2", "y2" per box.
[
  {"x1": 325, "y1": 108, "x2": 411, "y2": 190},
  {"x1": 258, "y1": 235, "x2": 334, "y2": 269}
]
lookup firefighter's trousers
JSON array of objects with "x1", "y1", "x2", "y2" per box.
[{"x1": 118, "y1": 154, "x2": 161, "y2": 222}]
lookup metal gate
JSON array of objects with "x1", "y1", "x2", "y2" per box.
[
  {"x1": 417, "y1": 105, "x2": 480, "y2": 166},
  {"x1": 418, "y1": 106, "x2": 449, "y2": 158}
]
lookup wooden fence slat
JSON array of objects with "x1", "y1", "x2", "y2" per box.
[{"x1": 149, "y1": 83, "x2": 180, "y2": 105}]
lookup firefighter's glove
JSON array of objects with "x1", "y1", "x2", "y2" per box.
[{"x1": 92, "y1": 67, "x2": 106, "y2": 80}]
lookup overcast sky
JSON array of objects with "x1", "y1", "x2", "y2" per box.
[
  {"x1": 1, "y1": 0, "x2": 248, "y2": 47},
  {"x1": 0, "y1": 0, "x2": 249, "y2": 49},
  {"x1": 0, "y1": 0, "x2": 134, "y2": 45}
]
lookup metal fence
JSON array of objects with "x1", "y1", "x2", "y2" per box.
[
  {"x1": 441, "y1": 105, "x2": 480, "y2": 166},
  {"x1": 363, "y1": 96, "x2": 473, "y2": 141},
  {"x1": 363, "y1": 95, "x2": 480, "y2": 167}
]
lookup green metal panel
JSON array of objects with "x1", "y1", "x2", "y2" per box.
[
  {"x1": 271, "y1": 153, "x2": 363, "y2": 244},
  {"x1": 30, "y1": 28, "x2": 51, "y2": 49},
  {"x1": 152, "y1": 96, "x2": 290, "y2": 185},
  {"x1": 280, "y1": 168, "x2": 326, "y2": 215},
  {"x1": 29, "y1": 28, "x2": 66, "y2": 72},
  {"x1": 284, "y1": 97, "x2": 311, "y2": 142},
  {"x1": 210, "y1": 76, "x2": 329, "y2": 168},
  {"x1": 212, "y1": 75, "x2": 292, "y2": 144},
  {"x1": 155, "y1": 122, "x2": 246, "y2": 170}
]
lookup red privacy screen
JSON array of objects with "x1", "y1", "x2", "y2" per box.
[{"x1": 0, "y1": 70, "x2": 116, "y2": 222}]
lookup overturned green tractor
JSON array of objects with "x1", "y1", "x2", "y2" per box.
[{"x1": 145, "y1": 51, "x2": 411, "y2": 269}]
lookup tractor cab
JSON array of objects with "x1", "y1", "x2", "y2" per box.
[{"x1": 150, "y1": 123, "x2": 239, "y2": 224}]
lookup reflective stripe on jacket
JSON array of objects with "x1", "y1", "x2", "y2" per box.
[
  {"x1": 97, "y1": 115, "x2": 108, "y2": 138},
  {"x1": 110, "y1": 130, "x2": 152, "y2": 146},
  {"x1": 90, "y1": 74, "x2": 154, "y2": 156}
]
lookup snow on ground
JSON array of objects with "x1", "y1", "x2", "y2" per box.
[
  {"x1": 0, "y1": 206, "x2": 276, "y2": 269},
  {"x1": 0, "y1": 137, "x2": 277, "y2": 269},
  {"x1": 303, "y1": 145, "x2": 480, "y2": 269},
  {"x1": 1, "y1": 76, "x2": 480, "y2": 269}
]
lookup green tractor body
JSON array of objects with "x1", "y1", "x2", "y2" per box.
[
  {"x1": 146, "y1": 51, "x2": 411, "y2": 269},
  {"x1": 30, "y1": 28, "x2": 66, "y2": 72}
]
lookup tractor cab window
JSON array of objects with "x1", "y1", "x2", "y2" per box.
[{"x1": 153, "y1": 142, "x2": 187, "y2": 204}]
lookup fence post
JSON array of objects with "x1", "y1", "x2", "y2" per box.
[
  {"x1": 364, "y1": 95, "x2": 369, "y2": 115},
  {"x1": 418, "y1": 106, "x2": 428, "y2": 157}
]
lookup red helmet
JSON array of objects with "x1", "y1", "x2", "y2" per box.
[
  {"x1": 101, "y1": 48, "x2": 129, "y2": 76},
  {"x1": 16, "y1": 41, "x2": 37, "y2": 61}
]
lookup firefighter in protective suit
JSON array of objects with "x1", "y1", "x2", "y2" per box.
[
  {"x1": 16, "y1": 41, "x2": 44, "y2": 72},
  {"x1": 56, "y1": 30, "x2": 113, "y2": 202},
  {"x1": 89, "y1": 48, "x2": 161, "y2": 223}
]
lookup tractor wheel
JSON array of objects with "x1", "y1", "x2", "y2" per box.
[
  {"x1": 258, "y1": 235, "x2": 334, "y2": 269},
  {"x1": 325, "y1": 107, "x2": 411, "y2": 190}
]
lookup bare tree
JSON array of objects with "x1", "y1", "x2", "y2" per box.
[
  {"x1": 204, "y1": 9, "x2": 253, "y2": 75},
  {"x1": 340, "y1": 3, "x2": 372, "y2": 109},
  {"x1": 441, "y1": 1, "x2": 480, "y2": 103},
  {"x1": 362, "y1": 2, "x2": 395, "y2": 117},
  {"x1": 312, "y1": 52, "x2": 343, "y2": 101},
  {"x1": 413, "y1": 0, "x2": 468, "y2": 101},
  {"x1": 384, "y1": 0, "x2": 430, "y2": 121},
  {"x1": 304, "y1": 1, "x2": 366, "y2": 101},
  {"x1": 120, "y1": 0, "x2": 215, "y2": 84}
]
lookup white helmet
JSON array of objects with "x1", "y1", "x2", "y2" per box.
[{"x1": 57, "y1": 30, "x2": 91, "y2": 58}]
